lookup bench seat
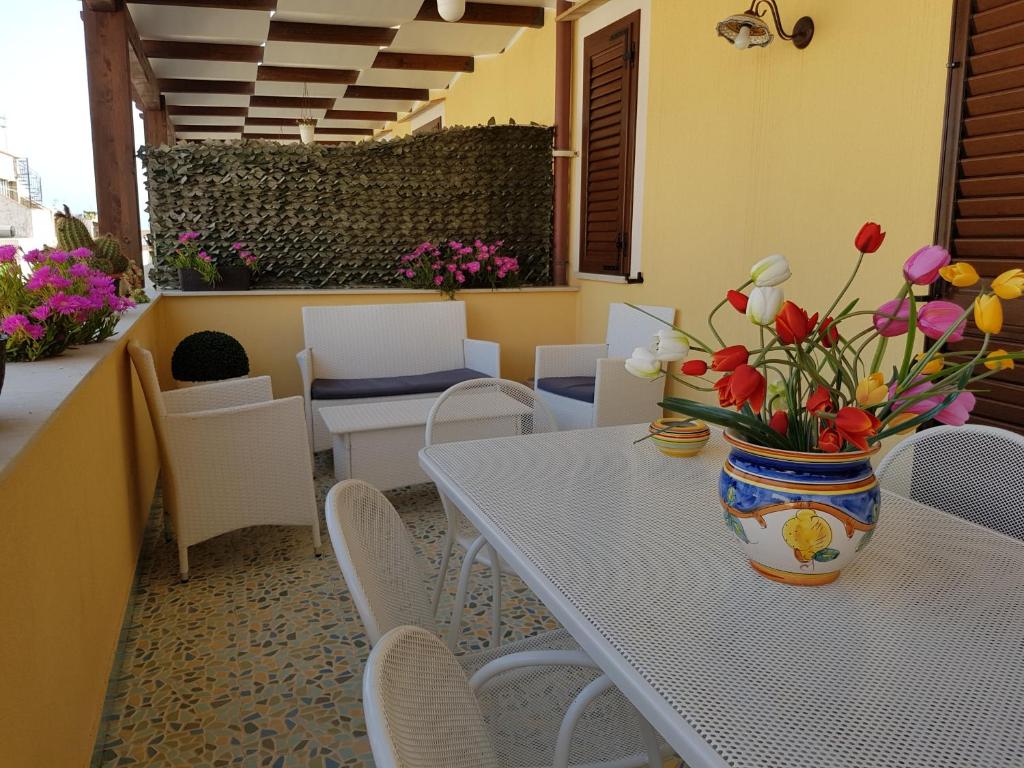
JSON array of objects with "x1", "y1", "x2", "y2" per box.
[{"x1": 311, "y1": 368, "x2": 488, "y2": 401}]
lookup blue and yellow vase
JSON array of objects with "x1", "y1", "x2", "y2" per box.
[{"x1": 719, "y1": 430, "x2": 880, "y2": 586}]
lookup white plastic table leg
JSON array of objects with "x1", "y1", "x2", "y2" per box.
[
  {"x1": 448, "y1": 534, "x2": 488, "y2": 648},
  {"x1": 332, "y1": 432, "x2": 351, "y2": 481}
]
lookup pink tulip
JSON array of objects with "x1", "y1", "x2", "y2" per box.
[
  {"x1": 903, "y1": 245, "x2": 950, "y2": 285},
  {"x1": 917, "y1": 300, "x2": 966, "y2": 342},
  {"x1": 872, "y1": 297, "x2": 912, "y2": 337},
  {"x1": 889, "y1": 380, "x2": 976, "y2": 426}
]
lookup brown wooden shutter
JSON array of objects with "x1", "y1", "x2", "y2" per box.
[
  {"x1": 935, "y1": 0, "x2": 1024, "y2": 432},
  {"x1": 578, "y1": 10, "x2": 640, "y2": 277}
]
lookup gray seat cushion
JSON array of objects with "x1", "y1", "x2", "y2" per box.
[
  {"x1": 536, "y1": 376, "x2": 596, "y2": 404},
  {"x1": 311, "y1": 368, "x2": 488, "y2": 400}
]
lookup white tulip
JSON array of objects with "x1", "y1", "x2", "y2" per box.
[
  {"x1": 750, "y1": 253, "x2": 792, "y2": 287},
  {"x1": 624, "y1": 346, "x2": 662, "y2": 379},
  {"x1": 653, "y1": 328, "x2": 689, "y2": 362},
  {"x1": 746, "y1": 285, "x2": 785, "y2": 325}
]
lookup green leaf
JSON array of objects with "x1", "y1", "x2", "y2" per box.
[{"x1": 813, "y1": 548, "x2": 840, "y2": 562}]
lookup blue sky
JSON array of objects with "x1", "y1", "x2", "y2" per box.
[{"x1": 1, "y1": 1, "x2": 146, "y2": 216}]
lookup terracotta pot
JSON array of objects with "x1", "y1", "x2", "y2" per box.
[{"x1": 719, "y1": 430, "x2": 880, "y2": 586}]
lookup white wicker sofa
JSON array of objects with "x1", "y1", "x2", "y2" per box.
[{"x1": 298, "y1": 301, "x2": 500, "y2": 452}]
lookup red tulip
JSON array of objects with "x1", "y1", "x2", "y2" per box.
[
  {"x1": 714, "y1": 364, "x2": 766, "y2": 412},
  {"x1": 775, "y1": 301, "x2": 819, "y2": 345},
  {"x1": 834, "y1": 406, "x2": 881, "y2": 451},
  {"x1": 726, "y1": 290, "x2": 749, "y2": 313},
  {"x1": 806, "y1": 385, "x2": 833, "y2": 416},
  {"x1": 768, "y1": 410, "x2": 789, "y2": 435},
  {"x1": 854, "y1": 222, "x2": 886, "y2": 254},
  {"x1": 818, "y1": 427, "x2": 842, "y2": 453},
  {"x1": 681, "y1": 359, "x2": 708, "y2": 376},
  {"x1": 818, "y1": 316, "x2": 840, "y2": 348},
  {"x1": 710, "y1": 344, "x2": 749, "y2": 372}
]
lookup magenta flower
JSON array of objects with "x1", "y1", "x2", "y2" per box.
[
  {"x1": 1, "y1": 314, "x2": 31, "y2": 335},
  {"x1": 446, "y1": 263, "x2": 457, "y2": 273},
  {"x1": 454, "y1": 271, "x2": 466, "y2": 284},
  {"x1": 30, "y1": 305, "x2": 52, "y2": 321},
  {"x1": 231, "y1": 241, "x2": 245, "y2": 250},
  {"x1": 70, "y1": 247, "x2": 92, "y2": 261},
  {"x1": 872, "y1": 297, "x2": 912, "y2": 337},
  {"x1": 197, "y1": 250, "x2": 211, "y2": 262},
  {"x1": 917, "y1": 300, "x2": 966, "y2": 342},
  {"x1": 178, "y1": 231, "x2": 201, "y2": 243},
  {"x1": 404, "y1": 269, "x2": 415, "y2": 278},
  {"x1": 69, "y1": 262, "x2": 91, "y2": 278},
  {"x1": 24, "y1": 323, "x2": 44, "y2": 341},
  {"x1": 23, "y1": 249, "x2": 41, "y2": 263},
  {"x1": 0, "y1": 245, "x2": 18, "y2": 263},
  {"x1": 433, "y1": 275, "x2": 444, "y2": 286},
  {"x1": 48, "y1": 251, "x2": 69, "y2": 264},
  {"x1": 903, "y1": 245, "x2": 950, "y2": 285},
  {"x1": 889, "y1": 380, "x2": 977, "y2": 426}
]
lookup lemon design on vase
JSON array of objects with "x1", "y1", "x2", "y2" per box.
[{"x1": 782, "y1": 508, "x2": 839, "y2": 565}]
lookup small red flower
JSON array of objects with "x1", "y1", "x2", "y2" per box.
[
  {"x1": 714, "y1": 364, "x2": 766, "y2": 412},
  {"x1": 710, "y1": 344, "x2": 749, "y2": 372},
  {"x1": 775, "y1": 301, "x2": 819, "y2": 345},
  {"x1": 818, "y1": 427, "x2": 842, "y2": 453},
  {"x1": 854, "y1": 221, "x2": 886, "y2": 254},
  {"x1": 726, "y1": 290, "x2": 749, "y2": 313},
  {"x1": 806, "y1": 385, "x2": 833, "y2": 416},
  {"x1": 818, "y1": 316, "x2": 840, "y2": 348},
  {"x1": 681, "y1": 360, "x2": 708, "y2": 376},
  {"x1": 768, "y1": 410, "x2": 789, "y2": 435},
  {"x1": 834, "y1": 406, "x2": 882, "y2": 451}
]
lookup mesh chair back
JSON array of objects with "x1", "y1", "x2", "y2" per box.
[
  {"x1": 605, "y1": 303, "x2": 675, "y2": 359},
  {"x1": 326, "y1": 480, "x2": 438, "y2": 644},
  {"x1": 363, "y1": 626, "x2": 500, "y2": 768},
  {"x1": 877, "y1": 425, "x2": 1024, "y2": 539},
  {"x1": 425, "y1": 377, "x2": 557, "y2": 447}
]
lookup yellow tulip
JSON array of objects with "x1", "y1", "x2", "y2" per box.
[
  {"x1": 914, "y1": 351, "x2": 944, "y2": 375},
  {"x1": 856, "y1": 372, "x2": 888, "y2": 407},
  {"x1": 985, "y1": 349, "x2": 1015, "y2": 371},
  {"x1": 974, "y1": 294, "x2": 1004, "y2": 335},
  {"x1": 992, "y1": 268, "x2": 1024, "y2": 300},
  {"x1": 887, "y1": 412, "x2": 918, "y2": 435},
  {"x1": 938, "y1": 262, "x2": 979, "y2": 288}
]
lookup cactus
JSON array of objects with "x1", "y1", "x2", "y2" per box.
[
  {"x1": 94, "y1": 235, "x2": 130, "y2": 274},
  {"x1": 54, "y1": 205, "x2": 95, "y2": 252}
]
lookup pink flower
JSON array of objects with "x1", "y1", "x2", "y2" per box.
[
  {"x1": 872, "y1": 297, "x2": 912, "y2": 337},
  {"x1": 936, "y1": 391, "x2": 976, "y2": 426},
  {"x1": 231, "y1": 241, "x2": 245, "y2": 250},
  {"x1": 454, "y1": 271, "x2": 466, "y2": 284},
  {"x1": 178, "y1": 231, "x2": 201, "y2": 243},
  {"x1": 198, "y1": 250, "x2": 211, "y2": 262},
  {"x1": 433, "y1": 275, "x2": 444, "y2": 286},
  {"x1": 0, "y1": 245, "x2": 18, "y2": 263},
  {"x1": 47, "y1": 251, "x2": 69, "y2": 264},
  {"x1": 71, "y1": 247, "x2": 92, "y2": 261},
  {"x1": 903, "y1": 245, "x2": 950, "y2": 285},
  {"x1": 1, "y1": 314, "x2": 31, "y2": 335},
  {"x1": 30, "y1": 305, "x2": 52, "y2": 321},
  {"x1": 446, "y1": 263, "x2": 457, "y2": 272},
  {"x1": 69, "y1": 262, "x2": 91, "y2": 278},
  {"x1": 917, "y1": 300, "x2": 966, "y2": 342},
  {"x1": 889, "y1": 379, "x2": 977, "y2": 426},
  {"x1": 23, "y1": 249, "x2": 41, "y2": 263},
  {"x1": 404, "y1": 269, "x2": 415, "y2": 278},
  {"x1": 465, "y1": 261, "x2": 481, "y2": 274},
  {"x1": 24, "y1": 322, "x2": 44, "y2": 340}
]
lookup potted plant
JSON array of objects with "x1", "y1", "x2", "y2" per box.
[
  {"x1": 625, "y1": 222, "x2": 1022, "y2": 586},
  {"x1": 1, "y1": 244, "x2": 135, "y2": 362},
  {"x1": 217, "y1": 241, "x2": 260, "y2": 291},
  {"x1": 397, "y1": 239, "x2": 518, "y2": 299},
  {"x1": 0, "y1": 332, "x2": 7, "y2": 397},
  {"x1": 171, "y1": 330, "x2": 250, "y2": 385},
  {"x1": 168, "y1": 231, "x2": 218, "y2": 291}
]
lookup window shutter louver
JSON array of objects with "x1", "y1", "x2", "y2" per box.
[
  {"x1": 936, "y1": 0, "x2": 1024, "y2": 432},
  {"x1": 579, "y1": 11, "x2": 640, "y2": 277}
]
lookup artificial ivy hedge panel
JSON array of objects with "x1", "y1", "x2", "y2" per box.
[{"x1": 140, "y1": 125, "x2": 554, "y2": 289}]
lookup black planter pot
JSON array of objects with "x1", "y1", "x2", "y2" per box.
[
  {"x1": 178, "y1": 268, "x2": 215, "y2": 292},
  {"x1": 217, "y1": 265, "x2": 252, "y2": 291},
  {"x1": 0, "y1": 334, "x2": 7, "y2": 398}
]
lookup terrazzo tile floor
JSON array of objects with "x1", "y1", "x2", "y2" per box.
[{"x1": 95, "y1": 458, "x2": 632, "y2": 767}]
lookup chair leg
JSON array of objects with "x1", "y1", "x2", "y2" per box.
[
  {"x1": 178, "y1": 542, "x2": 190, "y2": 583},
  {"x1": 311, "y1": 521, "x2": 323, "y2": 557},
  {"x1": 448, "y1": 535, "x2": 487, "y2": 649},
  {"x1": 487, "y1": 543, "x2": 502, "y2": 648},
  {"x1": 163, "y1": 506, "x2": 173, "y2": 543}
]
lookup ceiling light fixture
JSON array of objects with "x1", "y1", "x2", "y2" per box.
[
  {"x1": 437, "y1": 0, "x2": 466, "y2": 23},
  {"x1": 716, "y1": 0, "x2": 814, "y2": 50}
]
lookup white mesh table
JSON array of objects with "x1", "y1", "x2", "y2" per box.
[
  {"x1": 321, "y1": 392, "x2": 535, "y2": 490},
  {"x1": 419, "y1": 424, "x2": 1024, "y2": 768}
]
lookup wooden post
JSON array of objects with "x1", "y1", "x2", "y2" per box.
[
  {"x1": 552, "y1": 1, "x2": 572, "y2": 286},
  {"x1": 142, "y1": 103, "x2": 169, "y2": 147},
  {"x1": 82, "y1": 2, "x2": 143, "y2": 267}
]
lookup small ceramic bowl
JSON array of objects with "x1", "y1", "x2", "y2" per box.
[{"x1": 648, "y1": 418, "x2": 711, "y2": 458}]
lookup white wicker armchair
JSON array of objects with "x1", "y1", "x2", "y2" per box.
[
  {"x1": 128, "y1": 342, "x2": 321, "y2": 581},
  {"x1": 297, "y1": 301, "x2": 500, "y2": 452},
  {"x1": 535, "y1": 303, "x2": 675, "y2": 430},
  {"x1": 329, "y1": 480, "x2": 665, "y2": 768}
]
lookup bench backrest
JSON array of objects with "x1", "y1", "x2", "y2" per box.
[{"x1": 303, "y1": 301, "x2": 468, "y2": 378}]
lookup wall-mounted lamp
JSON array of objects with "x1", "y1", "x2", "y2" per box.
[
  {"x1": 437, "y1": 0, "x2": 466, "y2": 22},
  {"x1": 716, "y1": 0, "x2": 814, "y2": 50}
]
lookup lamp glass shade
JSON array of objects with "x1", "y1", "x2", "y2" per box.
[
  {"x1": 298, "y1": 123, "x2": 315, "y2": 144},
  {"x1": 716, "y1": 13, "x2": 774, "y2": 48},
  {"x1": 437, "y1": 0, "x2": 466, "y2": 22}
]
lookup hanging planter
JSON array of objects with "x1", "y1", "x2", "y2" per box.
[{"x1": 298, "y1": 120, "x2": 316, "y2": 145}]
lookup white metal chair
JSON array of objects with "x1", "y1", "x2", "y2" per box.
[
  {"x1": 876, "y1": 424, "x2": 1024, "y2": 539},
  {"x1": 128, "y1": 342, "x2": 322, "y2": 580},
  {"x1": 425, "y1": 378, "x2": 558, "y2": 648},
  {"x1": 328, "y1": 481, "x2": 664, "y2": 768},
  {"x1": 534, "y1": 303, "x2": 675, "y2": 430},
  {"x1": 297, "y1": 301, "x2": 500, "y2": 452}
]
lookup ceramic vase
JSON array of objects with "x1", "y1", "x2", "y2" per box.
[{"x1": 719, "y1": 430, "x2": 880, "y2": 586}]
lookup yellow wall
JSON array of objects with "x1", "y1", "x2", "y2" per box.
[
  {"x1": 0, "y1": 302, "x2": 163, "y2": 768},
  {"x1": 158, "y1": 290, "x2": 579, "y2": 393}
]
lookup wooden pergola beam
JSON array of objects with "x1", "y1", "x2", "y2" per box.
[
  {"x1": 167, "y1": 105, "x2": 248, "y2": 116},
  {"x1": 125, "y1": 9, "x2": 160, "y2": 110},
  {"x1": 158, "y1": 78, "x2": 255, "y2": 94},
  {"x1": 250, "y1": 95, "x2": 335, "y2": 110},
  {"x1": 267, "y1": 21, "x2": 397, "y2": 47},
  {"x1": 372, "y1": 51, "x2": 474, "y2": 73},
  {"x1": 415, "y1": 0, "x2": 545, "y2": 28},
  {"x1": 244, "y1": 117, "x2": 380, "y2": 131},
  {"x1": 257, "y1": 65, "x2": 359, "y2": 84},
  {"x1": 127, "y1": 0, "x2": 277, "y2": 9},
  {"x1": 142, "y1": 40, "x2": 264, "y2": 62},
  {"x1": 344, "y1": 85, "x2": 429, "y2": 101},
  {"x1": 325, "y1": 109, "x2": 399, "y2": 121},
  {"x1": 83, "y1": 0, "x2": 120, "y2": 9},
  {"x1": 173, "y1": 125, "x2": 242, "y2": 133}
]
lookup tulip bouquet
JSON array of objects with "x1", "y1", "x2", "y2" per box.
[
  {"x1": 397, "y1": 239, "x2": 519, "y2": 299},
  {"x1": 625, "y1": 222, "x2": 1022, "y2": 453},
  {"x1": 0, "y1": 245, "x2": 136, "y2": 362}
]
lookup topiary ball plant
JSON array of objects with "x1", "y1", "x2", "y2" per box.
[{"x1": 172, "y1": 331, "x2": 249, "y2": 383}]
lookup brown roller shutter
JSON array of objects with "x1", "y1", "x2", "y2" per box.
[
  {"x1": 935, "y1": 0, "x2": 1024, "y2": 432},
  {"x1": 578, "y1": 10, "x2": 640, "y2": 277}
]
